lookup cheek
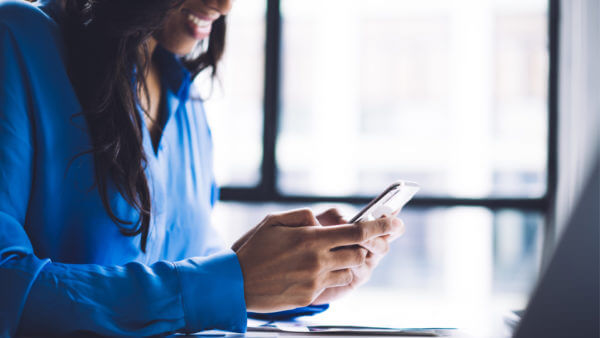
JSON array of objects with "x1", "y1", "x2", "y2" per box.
[{"x1": 156, "y1": 13, "x2": 198, "y2": 56}]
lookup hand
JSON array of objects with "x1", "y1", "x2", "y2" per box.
[
  {"x1": 311, "y1": 208, "x2": 406, "y2": 305},
  {"x1": 234, "y1": 208, "x2": 397, "y2": 312}
]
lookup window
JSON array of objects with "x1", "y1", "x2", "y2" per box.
[
  {"x1": 277, "y1": 0, "x2": 549, "y2": 198},
  {"x1": 204, "y1": 0, "x2": 558, "y2": 309},
  {"x1": 211, "y1": 0, "x2": 554, "y2": 204},
  {"x1": 200, "y1": 0, "x2": 267, "y2": 187}
]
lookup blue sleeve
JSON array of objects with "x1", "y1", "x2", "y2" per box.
[
  {"x1": 0, "y1": 3, "x2": 247, "y2": 336},
  {"x1": 16, "y1": 251, "x2": 247, "y2": 336}
]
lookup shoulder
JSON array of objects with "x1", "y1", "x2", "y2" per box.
[
  {"x1": 0, "y1": 1, "x2": 56, "y2": 30},
  {"x1": 0, "y1": 1, "x2": 67, "y2": 83},
  {"x1": 0, "y1": 0, "x2": 61, "y2": 49},
  {"x1": 0, "y1": 1, "x2": 77, "y2": 118}
]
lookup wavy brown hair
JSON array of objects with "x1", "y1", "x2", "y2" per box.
[{"x1": 61, "y1": 0, "x2": 226, "y2": 252}]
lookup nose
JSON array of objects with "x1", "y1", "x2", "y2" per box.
[{"x1": 202, "y1": 0, "x2": 233, "y2": 16}]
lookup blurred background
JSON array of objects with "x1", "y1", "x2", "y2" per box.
[
  {"x1": 194, "y1": 0, "x2": 557, "y2": 330},
  {"x1": 200, "y1": 0, "x2": 549, "y2": 198}
]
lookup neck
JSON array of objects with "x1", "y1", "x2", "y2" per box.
[
  {"x1": 139, "y1": 37, "x2": 159, "y2": 83},
  {"x1": 147, "y1": 37, "x2": 158, "y2": 56}
]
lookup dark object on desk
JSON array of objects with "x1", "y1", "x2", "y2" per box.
[
  {"x1": 513, "y1": 156, "x2": 600, "y2": 337},
  {"x1": 248, "y1": 304, "x2": 329, "y2": 321},
  {"x1": 503, "y1": 310, "x2": 523, "y2": 331}
]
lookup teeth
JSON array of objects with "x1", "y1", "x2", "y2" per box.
[{"x1": 187, "y1": 13, "x2": 211, "y2": 28}]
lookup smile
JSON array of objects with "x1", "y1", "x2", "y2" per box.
[
  {"x1": 182, "y1": 9, "x2": 218, "y2": 40},
  {"x1": 187, "y1": 12, "x2": 212, "y2": 29}
]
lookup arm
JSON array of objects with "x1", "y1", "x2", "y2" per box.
[
  {"x1": 0, "y1": 23, "x2": 246, "y2": 336},
  {"x1": 15, "y1": 251, "x2": 246, "y2": 336}
]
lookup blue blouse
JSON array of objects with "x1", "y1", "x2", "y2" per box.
[{"x1": 0, "y1": 1, "x2": 246, "y2": 335}]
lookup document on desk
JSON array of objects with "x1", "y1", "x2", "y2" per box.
[{"x1": 247, "y1": 318, "x2": 455, "y2": 336}]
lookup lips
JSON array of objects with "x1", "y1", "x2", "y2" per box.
[
  {"x1": 182, "y1": 9, "x2": 219, "y2": 40},
  {"x1": 187, "y1": 13, "x2": 212, "y2": 28}
]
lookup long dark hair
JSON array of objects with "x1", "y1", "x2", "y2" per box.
[{"x1": 62, "y1": 0, "x2": 226, "y2": 252}]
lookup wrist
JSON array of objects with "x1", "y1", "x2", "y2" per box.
[{"x1": 174, "y1": 250, "x2": 247, "y2": 333}]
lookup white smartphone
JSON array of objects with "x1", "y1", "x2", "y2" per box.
[{"x1": 349, "y1": 180, "x2": 420, "y2": 223}]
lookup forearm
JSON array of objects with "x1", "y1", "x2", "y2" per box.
[{"x1": 14, "y1": 250, "x2": 247, "y2": 336}]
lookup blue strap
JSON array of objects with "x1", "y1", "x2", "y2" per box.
[{"x1": 248, "y1": 304, "x2": 329, "y2": 321}]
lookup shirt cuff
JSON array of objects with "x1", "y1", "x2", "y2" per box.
[{"x1": 174, "y1": 249, "x2": 247, "y2": 333}]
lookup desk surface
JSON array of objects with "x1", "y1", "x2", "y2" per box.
[
  {"x1": 182, "y1": 333, "x2": 464, "y2": 337},
  {"x1": 182, "y1": 288, "x2": 523, "y2": 338}
]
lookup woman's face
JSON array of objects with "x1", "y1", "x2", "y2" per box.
[{"x1": 156, "y1": 0, "x2": 232, "y2": 56}]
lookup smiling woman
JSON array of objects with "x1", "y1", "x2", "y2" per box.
[
  {"x1": 0, "y1": 0, "x2": 403, "y2": 335},
  {"x1": 60, "y1": 0, "x2": 228, "y2": 252}
]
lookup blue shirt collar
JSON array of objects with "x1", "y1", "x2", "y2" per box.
[{"x1": 153, "y1": 46, "x2": 192, "y2": 103}]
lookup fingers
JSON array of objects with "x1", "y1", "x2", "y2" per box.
[
  {"x1": 231, "y1": 222, "x2": 263, "y2": 252},
  {"x1": 315, "y1": 216, "x2": 395, "y2": 247},
  {"x1": 387, "y1": 218, "x2": 406, "y2": 242},
  {"x1": 241, "y1": 207, "x2": 398, "y2": 312},
  {"x1": 355, "y1": 218, "x2": 404, "y2": 255},
  {"x1": 360, "y1": 236, "x2": 390, "y2": 255},
  {"x1": 347, "y1": 261, "x2": 372, "y2": 287},
  {"x1": 326, "y1": 246, "x2": 367, "y2": 270},
  {"x1": 266, "y1": 208, "x2": 319, "y2": 227},
  {"x1": 317, "y1": 208, "x2": 347, "y2": 226},
  {"x1": 323, "y1": 269, "x2": 354, "y2": 288},
  {"x1": 318, "y1": 258, "x2": 376, "y2": 303}
]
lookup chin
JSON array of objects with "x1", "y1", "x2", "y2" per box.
[
  {"x1": 170, "y1": 44, "x2": 198, "y2": 57},
  {"x1": 159, "y1": 37, "x2": 197, "y2": 56}
]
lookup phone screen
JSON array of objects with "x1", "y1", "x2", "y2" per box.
[{"x1": 349, "y1": 181, "x2": 420, "y2": 223}]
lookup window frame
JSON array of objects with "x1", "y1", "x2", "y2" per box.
[{"x1": 219, "y1": 0, "x2": 559, "y2": 237}]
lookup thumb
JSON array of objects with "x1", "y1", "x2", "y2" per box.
[
  {"x1": 317, "y1": 208, "x2": 347, "y2": 226},
  {"x1": 268, "y1": 208, "x2": 320, "y2": 227}
]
